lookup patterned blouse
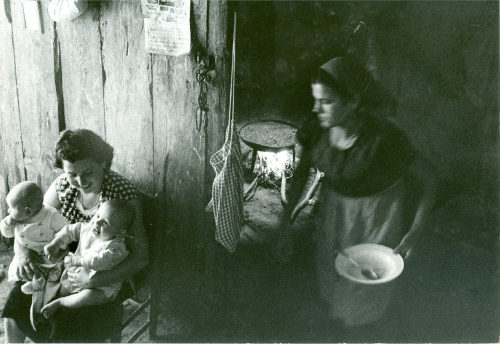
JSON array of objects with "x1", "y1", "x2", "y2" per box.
[{"x1": 55, "y1": 170, "x2": 139, "y2": 224}]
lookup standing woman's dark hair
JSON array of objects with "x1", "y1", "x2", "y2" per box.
[{"x1": 54, "y1": 129, "x2": 114, "y2": 170}]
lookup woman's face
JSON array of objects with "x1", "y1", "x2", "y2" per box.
[
  {"x1": 311, "y1": 83, "x2": 358, "y2": 128},
  {"x1": 62, "y1": 159, "x2": 106, "y2": 195}
]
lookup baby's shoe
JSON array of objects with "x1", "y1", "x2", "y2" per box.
[{"x1": 21, "y1": 281, "x2": 34, "y2": 295}]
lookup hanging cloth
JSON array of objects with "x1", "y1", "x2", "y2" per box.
[
  {"x1": 48, "y1": 0, "x2": 88, "y2": 22},
  {"x1": 205, "y1": 14, "x2": 244, "y2": 253}
]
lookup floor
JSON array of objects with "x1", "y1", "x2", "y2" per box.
[
  {"x1": 150, "y1": 186, "x2": 498, "y2": 343},
  {"x1": 0, "y1": 188, "x2": 497, "y2": 342}
]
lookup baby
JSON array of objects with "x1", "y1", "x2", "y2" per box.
[
  {"x1": 0, "y1": 181, "x2": 68, "y2": 322},
  {"x1": 41, "y1": 199, "x2": 133, "y2": 319}
]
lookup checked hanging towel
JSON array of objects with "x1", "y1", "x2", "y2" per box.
[
  {"x1": 205, "y1": 13, "x2": 244, "y2": 253},
  {"x1": 205, "y1": 126, "x2": 244, "y2": 253}
]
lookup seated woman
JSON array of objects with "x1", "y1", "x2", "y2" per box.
[
  {"x1": 2, "y1": 129, "x2": 148, "y2": 343},
  {"x1": 278, "y1": 56, "x2": 437, "y2": 339}
]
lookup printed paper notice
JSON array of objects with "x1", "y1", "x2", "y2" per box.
[{"x1": 142, "y1": 0, "x2": 190, "y2": 56}]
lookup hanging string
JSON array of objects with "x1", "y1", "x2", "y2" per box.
[{"x1": 227, "y1": 12, "x2": 237, "y2": 143}]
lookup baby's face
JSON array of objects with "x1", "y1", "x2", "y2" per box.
[
  {"x1": 90, "y1": 204, "x2": 124, "y2": 241},
  {"x1": 6, "y1": 194, "x2": 31, "y2": 222}
]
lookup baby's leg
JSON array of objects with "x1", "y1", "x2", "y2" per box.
[{"x1": 41, "y1": 289, "x2": 111, "y2": 319}]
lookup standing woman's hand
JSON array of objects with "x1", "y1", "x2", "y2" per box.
[
  {"x1": 394, "y1": 236, "x2": 414, "y2": 260},
  {"x1": 17, "y1": 246, "x2": 44, "y2": 280}
]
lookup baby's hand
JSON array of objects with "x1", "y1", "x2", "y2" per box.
[
  {"x1": 63, "y1": 254, "x2": 73, "y2": 268},
  {"x1": 4, "y1": 215, "x2": 17, "y2": 226},
  {"x1": 44, "y1": 241, "x2": 64, "y2": 262}
]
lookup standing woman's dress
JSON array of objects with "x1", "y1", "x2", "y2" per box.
[{"x1": 299, "y1": 115, "x2": 416, "y2": 326}]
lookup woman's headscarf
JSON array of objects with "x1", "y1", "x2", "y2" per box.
[
  {"x1": 317, "y1": 56, "x2": 396, "y2": 117},
  {"x1": 298, "y1": 56, "x2": 396, "y2": 147}
]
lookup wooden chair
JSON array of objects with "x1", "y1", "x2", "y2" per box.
[{"x1": 110, "y1": 192, "x2": 165, "y2": 343}]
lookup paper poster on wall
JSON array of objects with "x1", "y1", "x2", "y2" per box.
[{"x1": 141, "y1": 0, "x2": 191, "y2": 56}]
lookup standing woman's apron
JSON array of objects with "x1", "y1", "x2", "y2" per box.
[
  {"x1": 314, "y1": 177, "x2": 409, "y2": 326},
  {"x1": 206, "y1": 15, "x2": 244, "y2": 253}
]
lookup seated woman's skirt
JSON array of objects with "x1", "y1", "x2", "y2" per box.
[{"x1": 2, "y1": 281, "x2": 123, "y2": 342}]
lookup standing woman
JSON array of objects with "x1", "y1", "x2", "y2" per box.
[
  {"x1": 2, "y1": 129, "x2": 149, "y2": 342},
  {"x1": 280, "y1": 57, "x2": 437, "y2": 337}
]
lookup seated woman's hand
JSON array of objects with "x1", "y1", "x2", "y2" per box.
[
  {"x1": 64, "y1": 253, "x2": 82, "y2": 268},
  {"x1": 17, "y1": 248, "x2": 43, "y2": 280},
  {"x1": 67, "y1": 266, "x2": 92, "y2": 289}
]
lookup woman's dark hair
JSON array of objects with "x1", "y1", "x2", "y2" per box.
[{"x1": 54, "y1": 129, "x2": 114, "y2": 170}]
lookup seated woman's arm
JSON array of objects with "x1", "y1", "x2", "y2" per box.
[
  {"x1": 68, "y1": 199, "x2": 149, "y2": 289},
  {"x1": 44, "y1": 178, "x2": 62, "y2": 209},
  {"x1": 394, "y1": 154, "x2": 438, "y2": 257}
]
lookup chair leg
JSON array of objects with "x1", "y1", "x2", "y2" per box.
[
  {"x1": 148, "y1": 275, "x2": 161, "y2": 340},
  {"x1": 110, "y1": 301, "x2": 123, "y2": 343},
  {"x1": 149, "y1": 303, "x2": 158, "y2": 340}
]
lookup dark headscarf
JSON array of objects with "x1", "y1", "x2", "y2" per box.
[
  {"x1": 318, "y1": 56, "x2": 396, "y2": 116},
  {"x1": 298, "y1": 56, "x2": 396, "y2": 147}
]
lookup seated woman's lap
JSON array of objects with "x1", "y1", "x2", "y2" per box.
[{"x1": 2, "y1": 282, "x2": 122, "y2": 342}]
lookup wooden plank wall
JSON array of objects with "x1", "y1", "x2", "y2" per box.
[
  {"x1": 58, "y1": 3, "x2": 105, "y2": 135},
  {"x1": 0, "y1": 0, "x2": 229, "y2": 252},
  {"x1": 100, "y1": 1, "x2": 154, "y2": 192},
  {"x1": 0, "y1": 0, "x2": 23, "y2": 218},
  {"x1": 152, "y1": 0, "x2": 207, "y2": 250},
  {"x1": 10, "y1": 0, "x2": 61, "y2": 189}
]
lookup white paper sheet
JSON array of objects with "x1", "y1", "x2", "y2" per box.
[{"x1": 142, "y1": 0, "x2": 191, "y2": 56}]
